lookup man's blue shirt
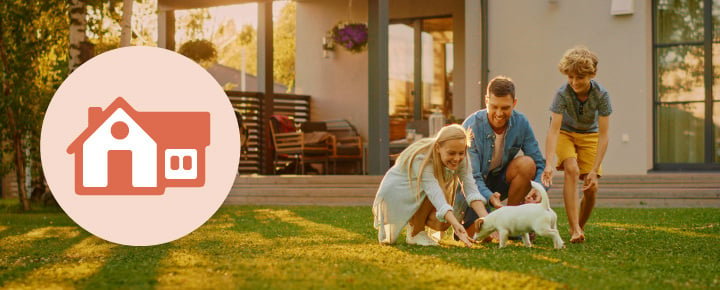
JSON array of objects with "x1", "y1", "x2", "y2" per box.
[{"x1": 462, "y1": 110, "x2": 546, "y2": 201}]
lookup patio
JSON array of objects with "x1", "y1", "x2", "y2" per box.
[{"x1": 226, "y1": 173, "x2": 720, "y2": 208}]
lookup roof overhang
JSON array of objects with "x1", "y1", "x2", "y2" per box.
[{"x1": 158, "y1": 0, "x2": 259, "y2": 10}]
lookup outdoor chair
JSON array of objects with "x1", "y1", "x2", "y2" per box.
[
  {"x1": 268, "y1": 115, "x2": 331, "y2": 174},
  {"x1": 324, "y1": 119, "x2": 364, "y2": 174}
]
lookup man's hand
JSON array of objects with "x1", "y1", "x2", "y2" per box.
[
  {"x1": 489, "y1": 192, "x2": 503, "y2": 209},
  {"x1": 525, "y1": 188, "x2": 541, "y2": 204},
  {"x1": 541, "y1": 167, "x2": 554, "y2": 187},
  {"x1": 582, "y1": 171, "x2": 599, "y2": 191}
]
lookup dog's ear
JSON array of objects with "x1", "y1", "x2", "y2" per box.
[{"x1": 474, "y1": 218, "x2": 485, "y2": 232}]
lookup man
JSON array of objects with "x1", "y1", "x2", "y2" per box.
[{"x1": 455, "y1": 76, "x2": 547, "y2": 237}]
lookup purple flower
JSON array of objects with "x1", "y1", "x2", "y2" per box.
[{"x1": 330, "y1": 22, "x2": 369, "y2": 53}]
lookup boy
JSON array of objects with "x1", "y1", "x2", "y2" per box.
[{"x1": 541, "y1": 46, "x2": 612, "y2": 243}]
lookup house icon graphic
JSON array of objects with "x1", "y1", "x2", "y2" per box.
[{"x1": 67, "y1": 97, "x2": 210, "y2": 195}]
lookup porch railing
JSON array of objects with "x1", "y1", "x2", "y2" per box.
[{"x1": 227, "y1": 91, "x2": 311, "y2": 174}]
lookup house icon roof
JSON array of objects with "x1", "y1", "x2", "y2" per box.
[{"x1": 67, "y1": 97, "x2": 210, "y2": 154}]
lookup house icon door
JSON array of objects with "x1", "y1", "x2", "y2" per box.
[{"x1": 81, "y1": 109, "x2": 159, "y2": 193}]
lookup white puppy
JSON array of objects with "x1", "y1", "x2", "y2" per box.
[{"x1": 473, "y1": 181, "x2": 565, "y2": 249}]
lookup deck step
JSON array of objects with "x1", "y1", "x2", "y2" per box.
[{"x1": 225, "y1": 173, "x2": 720, "y2": 208}]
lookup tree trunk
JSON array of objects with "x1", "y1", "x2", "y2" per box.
[
  {"x1": 7, "y1": 110, "x2": 30, "y2": 212},
  {"x1": 69, "y1": 0, "x2": 87, "y2": 72},
  {"x1": 120, "y1": 0, "x2": 133, "y2": 47}
]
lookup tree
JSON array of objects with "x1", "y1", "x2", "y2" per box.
[
  {"x1": 177, "y1": 8, "x2": 211, "y2": 44},
  {"x1": 0, "y1": 0, "x2": 67, "y2": 211},
  {"x1": 273, "y1": 2, "x2": 296, "y2": 91},
  {"x1": 69, "y1": 0, "x2": 88, "y2": 72},
  {"x1": 655, "y1": 1, "x2": 706, "y2": 100},
  {"x1": 215, "y1": 2, "x2": 296, "y2": 92},
  {"x1": 120, "y1": 0, "x2": 132, "y2": 47},
  {"x1": 219, "y1": 24, "x2": 258, "y2": 77}
]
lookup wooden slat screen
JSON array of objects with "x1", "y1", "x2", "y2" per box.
[{"x1": 227, "y1": 91, "x2": 311, "y2": 174}]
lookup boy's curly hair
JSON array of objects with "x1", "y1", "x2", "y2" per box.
[{"x1": 558, "y1": 46, "x2": 598, "y2": 77}]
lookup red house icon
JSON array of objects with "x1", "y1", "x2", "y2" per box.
[{"x1": 67, "y1": 97, "x2": 210, "y2": 195}]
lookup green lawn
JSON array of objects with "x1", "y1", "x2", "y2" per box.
[{"x1": 1, "y1": 199, "x2": 718, "y2": 289}]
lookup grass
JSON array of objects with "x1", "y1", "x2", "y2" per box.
[{"x1": 0, "y1": 199, "x2": 719, "y2": 289}]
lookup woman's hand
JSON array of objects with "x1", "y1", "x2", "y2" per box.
[{"x1": 453, "y1": 224, "x2": 475, "y2": 247}]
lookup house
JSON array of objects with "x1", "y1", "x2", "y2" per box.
[
  {"x1": 154, "y1": 0, "x2": 720, "y2": 174},
  {"x1": 67, "y1": 97, "x2": 210, "y2": 195}
]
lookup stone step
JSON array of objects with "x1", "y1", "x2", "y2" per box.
[{"x1": 226, "y1": 173, "x2": 720, "y2": 207}]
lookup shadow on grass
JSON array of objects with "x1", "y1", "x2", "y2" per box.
[
  {"x1": 81, "y1": 244, "x2": 171, "y2": 289},
  {"x1": 0, "y1": 225, "x2": 90, "y2": 287},
  {"x1": 223, "y1": 206, "x2": 307, "y2": 239},
  {"x1": 282, "y1": 206, "x2": 376, "y2": 241}
]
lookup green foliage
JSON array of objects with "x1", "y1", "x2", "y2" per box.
[
  {"x1": 84, "y1": 0, "x2": 157, "y2": 56},
  {"x1": 273, "y1": 2, "x2": 296, "y2": 91},
  {"x1": 216, "y1": 2, "x2": 296, "y2": 92},
  {"x1": 0, "y1": 204, "x2": 718, "y2": 288},
  {"x1": 85, "y1": 0, "x2": 123, "y2": 41},
  {"x1": 178, "y1": 39, "x2": 218, "y2": 67},
  {"x1": 177, "y1": 8, "x2": 210, "y2": 41},
  {"x1": 219, "y1": 24, "x2": 258, "y2": 77},
  {"x1": 0, "y1": 0, "x2": 68, "y2": 177},
  {"x1": 654, "y1": 1, "x2": 719, "y2": 99}
]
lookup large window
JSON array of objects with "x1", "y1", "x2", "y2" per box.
[
  {"x1": 388, "y1": 17, "x2": 453, "y2": 140},
  {"x1": 654, "y1": 0, "x2": 720, "y2": 168}
]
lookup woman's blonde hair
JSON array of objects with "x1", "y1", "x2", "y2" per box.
[
  {"x1": 395, "y1": 124, "x2": 471, "y2": 203},
  {"x1": 558, "y1": 45, "x2": 598, "y2": 77}
]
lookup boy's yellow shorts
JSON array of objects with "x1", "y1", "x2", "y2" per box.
[{"x1": 556, "y1": 130, "x2": 602, "y2": 178}]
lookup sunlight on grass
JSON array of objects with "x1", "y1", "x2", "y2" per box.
[
  {"x1": 2, "y1": 236, "x2": 115, "y2": 289},
  {"x1": 156, "y1": 213, "x2": 267, "y2": 288},
  {"x1": 156, "y1": 249, "x2": 234, "y2": 289},
  {"x1": 234, "y1": 208, "x2": 562, "y2": 288},
  {"x1": 0, "y1": 226, "x2": 80, "y2": 251},
  {"x1": 531, "y1": 254, "x2": 583, "y2": 271},
  {"x1": 152, "y1": 208, "x2": 563, "y2": 288},
  {"x1": 2, "y1": 207, "x2": 717, "y2": 288},
  {"x1": 255, "y1": 208, "x2": 366, "y2": 242},
  {"x1": 595, "y1": 222, "x2": 720, "y2": 239}
]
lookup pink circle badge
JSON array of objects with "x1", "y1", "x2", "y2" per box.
[{"x1": 41, "y1": 46, "x2": 240, "y2": 246}]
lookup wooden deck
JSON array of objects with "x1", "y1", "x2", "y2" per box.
[{"x1": 226, "y1": 173, "x2": 720, "y2": 208}]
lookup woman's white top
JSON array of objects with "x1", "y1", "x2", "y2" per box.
[{"x1": 372, "y1": 154, "x2": 486, "y2": 244}]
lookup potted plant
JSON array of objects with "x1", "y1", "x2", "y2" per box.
[{"x1": 328, "y1": 22, "x2": 368, "y2": 54}]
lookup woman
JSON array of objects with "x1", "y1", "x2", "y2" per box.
[{"x1": 373, "y1": 124, "x2": 489, "y2": 247}]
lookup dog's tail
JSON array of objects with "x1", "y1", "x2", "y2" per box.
[{"x1": 531, "y1": 180, "x2": 551, "y2": 210}]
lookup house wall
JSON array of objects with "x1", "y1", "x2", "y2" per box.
[
  {"x1": 487, "y1": 0, "x2": 652, "y2": 174},
  {"x1": 296, "y1": 0, "x2": 474, "y2": 140}
]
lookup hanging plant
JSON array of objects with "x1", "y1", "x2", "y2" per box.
[{"x1": 329, "y1": 22, "x2": 368, "y2": 54}]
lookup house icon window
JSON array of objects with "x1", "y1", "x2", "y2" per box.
[{"x1": 165, "y1": 149, "x2": 197, "y2": 179}]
